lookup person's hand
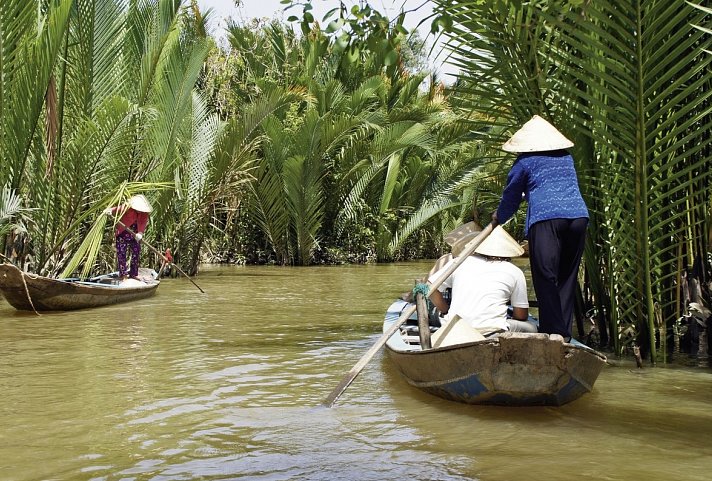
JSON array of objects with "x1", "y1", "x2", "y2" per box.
[
  {"x1": 135, "y1": 233, "x2": 143, "y2": 241},
  {"x1": 491, "y1": 211, "x2": 499, "y2": 227},
  {"x1": 103, "y1": 208, "x2": 113, "y2": 216}
]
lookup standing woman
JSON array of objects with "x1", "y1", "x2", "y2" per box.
[
  {"x1": 492, "y1": 115, "x2": 589, "y2": 340},
  {"x1": 104, "y1": 195, "x2": 153, "y2": 280}
]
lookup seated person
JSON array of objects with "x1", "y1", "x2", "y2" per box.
[{"x1": 428, "y1": 223, "x2": 537, "y2": 336}]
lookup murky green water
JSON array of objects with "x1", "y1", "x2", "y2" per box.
[{"x1": 1, "y1": 262, "x2": 711, "y2": 481}]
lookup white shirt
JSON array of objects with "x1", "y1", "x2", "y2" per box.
[{"x1": 428, "y1": 255, "x2": 529, "y2": 332}]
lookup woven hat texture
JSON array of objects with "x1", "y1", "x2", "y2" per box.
[
  {"x1": 502, "y1": 115, "x2": 574, "y2": 153},
  {"x1": 129, "y1": 194, "x2": 153, "y2": 213},
  {"x1": 447, "y1": 223, "x2": 524, "y2": 258}
]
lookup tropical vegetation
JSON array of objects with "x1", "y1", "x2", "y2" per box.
[
  {"x1": 433, "y1": 0, "x2": 712, "y2": 362},
  {"x1": 1, "y1": 0, "x2": 710, "y2": 364}
]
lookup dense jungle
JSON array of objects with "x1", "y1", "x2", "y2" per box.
[{"x1": 1, "y1": 0, "x2": 711, "y2": 364}]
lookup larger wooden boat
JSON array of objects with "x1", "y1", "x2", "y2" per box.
[
  {"x1": 384, "y1": 299, "x2": 607, "y2": 406},
  {"x1": 0, "y1": 263, "x2": 159, "y2": 311}
]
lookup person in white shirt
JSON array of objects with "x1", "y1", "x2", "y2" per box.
[{"x1": 428, "y1": 223, "x2": 536, "y2": 336}]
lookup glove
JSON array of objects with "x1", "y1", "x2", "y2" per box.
[
  {"x1": 103, "y1": 208, "x2": 113, "y2": 216},
  {"x1": 135, "y1": 233, "x2": 143, "y2": 241}
]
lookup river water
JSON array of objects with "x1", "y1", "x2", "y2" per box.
[{"x1": 1, "y1": 262, "x2": 711, "y2": 481}]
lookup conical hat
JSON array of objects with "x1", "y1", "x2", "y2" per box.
[
  {"x1": 128, "y1": 194, "x2": 153, "y2": 213},
  {"x1": 431, "y1": 316, "x2": 485, "y2": 348},
  {"x1": 474, "y1": 226, "x2": 525, "y2": 258},
  {"x1": 502, "y1": 115, "x2": 574, "y2": 153},
  {"x1": 447, "y1": 224, "x2": 523, "y2": 258}
]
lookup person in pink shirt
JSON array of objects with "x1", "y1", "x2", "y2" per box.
[{"x1": 104, "y1": 195, "x2": 153, "y2": 280}]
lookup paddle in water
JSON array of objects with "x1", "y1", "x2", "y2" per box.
[{"x1": 322, "y1": 222, "x2": 496, "y2": 407}]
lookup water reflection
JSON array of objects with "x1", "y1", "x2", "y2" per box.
[{"x1": 1, "y1": 263, "x2": 711, "y2": 481}]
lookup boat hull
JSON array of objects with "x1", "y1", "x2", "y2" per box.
[
  {"x1": 0, "y1": 264, "x2": 159, "y2": 311},
  {"x1": 384, "y1": 300, "x2": 606, "y2": 406}
]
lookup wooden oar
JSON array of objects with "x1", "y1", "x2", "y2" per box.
[
  {"x1": 322, "y1": 222, "x2": 496, "y2": 407},
  {"x1": 115, "y1": 219, "x2": 205, "y2": 294}
]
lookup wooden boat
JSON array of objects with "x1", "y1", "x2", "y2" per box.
[
  {"x1": 384, "y1": 299, "x2": 607, "y2": 406},
  {"x1": 0, "y1": 263, "x2": 159, "y2": 311}
]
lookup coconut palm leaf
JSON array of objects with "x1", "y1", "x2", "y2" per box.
[
  {"x1": 60, "y1": 181, "x2": 171, "y2": 279},
  {"x1": 283, "y1": 154, "x2": 324, "y2": 265},
  {"x1": 336, "y1": 121, "x2": 435, "y2": 226},
  {"x1": 186, "y1": 91, "x2": 224, "y2": 207},
  {"x1": 0, "y1": 0, "x2": 72, "y2": 190},
  {"x1": 237, "y1": 87, "x2": 313, "y2": 264},
  {"x1": 538, "y1": 1, "x2": 712, "y2": 360},
  {"x1": 130, "y1": 0, "x2": 182, "y2": 105},
  {"x1": 144, "y1": 36, "x2": 210, "y2": 183},
  {"x1": 435, "y1": 0, "x2": 563, "y2": 137},
  {"x1": 438, "y1": 0, "x2": 712, "y2": 360},
  {"x1": 388, "y1": 155, "x2": 495, "y2": 256}
]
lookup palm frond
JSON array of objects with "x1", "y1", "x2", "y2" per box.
[
  {"x1": 438, "y1": 0, "x2": 712, "y2": 359},
  {"x1": 0, "y1": 184, "x2": 32, "y2": 238},
  {"x1": 0, "y1": 0, "x2": 72, "y2": 189},
  {"x1": 283, "y1": 154, "x2": 324, "y2": 265},
  {"x1": 59, "y1": 181, "x2": 171, "y2": 278}
]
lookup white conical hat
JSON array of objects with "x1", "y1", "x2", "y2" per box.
[
  {"x1": 502, "y1": 115, "x2": 574, "y2": 153},
  {"x1": 474, "y1": 226, "x2": 525, "y2": 258},
  {"x1": 128, "y1": 194, "x2": 153, "y2": 213},
  {"x1": 431, "y1": 316, "x2": 485, "y2": 348},
  {"x1": 447, "y1": 223, "x2": 524, "y2": 258}
]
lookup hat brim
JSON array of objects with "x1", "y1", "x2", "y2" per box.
[
  {"x1": 129, "y1": 195, "x2": 153, "y2": 213},
  {"x1": 502, "y1": 115, "x2": 574, "y2": 153},
  {"x1": 473, "y1": 226, "x2": 524, "y2": 258},
  {"x1": 449, "y1": 225, "x2": 524, "y2": 258}
]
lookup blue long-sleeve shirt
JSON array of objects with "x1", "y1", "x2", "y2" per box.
[{"x1": 496, "y1": 150, "x2": 588, "y2": 236}]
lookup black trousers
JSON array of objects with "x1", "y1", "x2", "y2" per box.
[{"x1": 528, "y1": 218, "x2": 588, "y2": 338}]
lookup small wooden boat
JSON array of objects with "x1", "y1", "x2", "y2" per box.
[
  {"x1": 0, "y1": 263, "x2": 159, "y2": 311},
  {"x1": 384, "y1": 299, "x2": 607, "y2": 406}
]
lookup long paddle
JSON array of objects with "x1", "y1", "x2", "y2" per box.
[
  {"x1": 322, "y1": 222, "x2": 496, "y2": 407},
  {"x1": 114, "y1": 219, "x2": 205, "y2": 294}
]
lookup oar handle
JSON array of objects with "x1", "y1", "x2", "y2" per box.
[{"x1": 322, "y1": 222, "x2": 496, "y2": 408}]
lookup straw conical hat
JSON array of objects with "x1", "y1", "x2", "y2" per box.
[
  {"x1": 447, "y1": 223, "x2": 523, "y2": 258},
  {"x1": 474, "y1": 226, "x2": 524, "y2": 258},
  {"x1": 431, "y1": 316, "x2": 485, "y2": 348},
  {"x1": 502, "y1": 115, "x2": 574, "y2": 153},
  {"x1": 128, "y1": 194, "x2": 153, "y2": 213}
]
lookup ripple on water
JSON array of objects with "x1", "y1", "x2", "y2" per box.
[{"x1": 2, "y1": 264, "x2": 712, "y2": 481}]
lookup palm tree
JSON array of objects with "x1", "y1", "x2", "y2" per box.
[
  {"x1": 0, "y1": 0, "x2": 232, "y2": 277},
  {"x1": 0, "y1": 0, "x2": 72, "y2": 263},
  {"x1": 217, "y1": 11, "x2": 497, "y2": 265},
  {"x1": 435, "y1": 0, "x2": 712, "y2": 361}
]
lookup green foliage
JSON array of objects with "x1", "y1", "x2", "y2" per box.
[
  {"x1": 436, "y1": 0, "x2": 712, "y2": 361},
  {"x1": 0, "y1": 185, "x2": 33, "y2": 242},
  {"x1": 0, "y1": 0, "x2": 241, "y2": 277},
  {"x1": 212, "y1": 10, "x2": 490, "y2": 265},
  {"x1": 284, "y1": 0, "x2": 428, "y2": 85}
]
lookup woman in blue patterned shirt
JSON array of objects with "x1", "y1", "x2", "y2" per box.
[{"x1": 492, "y1": 115, "x2": 589, "y2": 341}]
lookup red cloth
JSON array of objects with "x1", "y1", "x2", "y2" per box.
[{"x1": 110, "y1": 207, "x2": 149, "y2": 236}]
